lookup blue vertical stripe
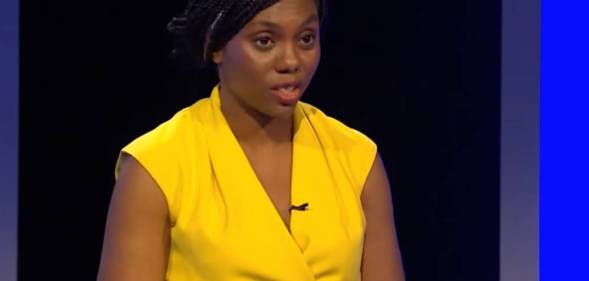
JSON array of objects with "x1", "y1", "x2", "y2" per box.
[
  {"x1": 540, "y1": 0, "x2": 589, "y2": 280},
  {"x1": 0, "y1": 0, "x2": 18, "y2": 279}
]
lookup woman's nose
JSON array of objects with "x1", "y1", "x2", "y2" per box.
[{"x1": 275, "y1": 43, "x2": 301, "y2": 74}]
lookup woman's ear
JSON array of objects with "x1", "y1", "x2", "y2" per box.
[{"x1": 212, "y1": 50, "x2": 223, "y2": 65}]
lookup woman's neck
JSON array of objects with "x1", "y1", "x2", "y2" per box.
[{"x1": 219, "y1": 87, "x2": 293, "y2": 148}]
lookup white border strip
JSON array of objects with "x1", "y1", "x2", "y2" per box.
[{"x1": 500, "y1": 0, "x2": 540, "y2": 280}]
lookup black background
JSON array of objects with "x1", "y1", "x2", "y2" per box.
[{"x1": 19, "y1": 0, "x2": 500, "y2": 280}]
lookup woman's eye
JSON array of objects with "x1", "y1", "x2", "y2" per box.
[
  {"x1": 254, "y1": 37, "x2": 274, "y2": 48},
  {"x1": 300, "y1": 34, "x2": 316, "y2": 46}
]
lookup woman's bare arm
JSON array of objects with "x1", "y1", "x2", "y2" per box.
[
  {"x1": 97, "y1": 155, "x2": 170, "y2": 281},
  {"x1": 361, "y1": 154, "x2": 405, "y2": 281}
]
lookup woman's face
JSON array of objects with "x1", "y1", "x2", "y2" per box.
[{"x1": 213, "y1": 0, "x2": 321, "y2": 119}]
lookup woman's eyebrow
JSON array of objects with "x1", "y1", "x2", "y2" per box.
[
  {"x1": 252, "y1": 14, "x2": 319, "y2": 30},
  {"x1": 300, "y1": 14, "x2": 319, "y2": 27}
]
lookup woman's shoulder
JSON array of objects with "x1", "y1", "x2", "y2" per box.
[
  {"x1": 298, "y1": 101, "x2": 377, "y2": 151},
  {"x1": 298, "y1": 101, "x2": 378, "y2": 195},
  {"x1": 126, "y1": 98, "x2": 209, "y2": 150},
  {"x1": 114, "y1": 98, "x2": 211, "y2": 224},
  {"x1": 115, "y1": 98, "x2": 210, "y2": 177}
]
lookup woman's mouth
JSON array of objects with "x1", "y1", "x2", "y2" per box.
[{"x1": 270, "y1": 82, "x2": 302, "y2": 106}]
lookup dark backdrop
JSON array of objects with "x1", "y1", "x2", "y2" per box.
[{"x1": 19, "y1": 0, "x2": 500, "y2": 280}]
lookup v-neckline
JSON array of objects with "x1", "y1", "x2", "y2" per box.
[
  {"x1": 210, "y1": 86, "x2": 304, "y2": 237},
  {"x1": 237, "y1": 137, "x2": 295, "y2": 233},
  {"x1": 202, "y1": 85, "x2": 321, "y2": 280}
]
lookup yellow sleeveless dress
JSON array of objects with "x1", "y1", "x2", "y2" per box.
[{"x1": 115, "y1": 85, "x2": 377, "y2": 281}]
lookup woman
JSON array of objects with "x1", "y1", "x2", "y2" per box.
[{"x1": 97, "y1": 0, "x2": 405, "y2": 280}]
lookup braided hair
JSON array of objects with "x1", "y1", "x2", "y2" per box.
[{"x1": 167, "y1": 0, "x2": 327, "y2": 70}]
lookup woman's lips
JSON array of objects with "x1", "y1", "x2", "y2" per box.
[{"x1": 270, "y1": 83, "x2": 302, "y2": 106}]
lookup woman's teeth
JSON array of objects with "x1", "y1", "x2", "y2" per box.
[{"x1": 279, "y1": 86, "x2": 295, "y2": 93}]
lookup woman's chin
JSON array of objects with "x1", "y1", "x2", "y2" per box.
[{"x1": 268, "y1": 103, "x2": 297, "y2": 120}]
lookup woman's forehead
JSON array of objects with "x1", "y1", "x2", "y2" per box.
[{"x1": 246, "y1": 0, "x2": 319, "y2": 29}]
